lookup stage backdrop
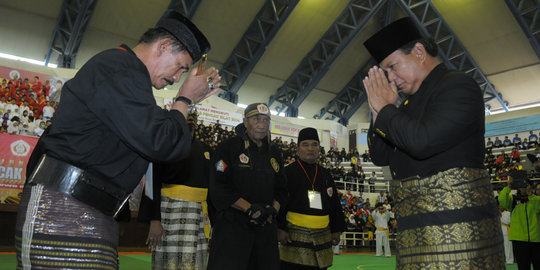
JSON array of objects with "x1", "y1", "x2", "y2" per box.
[{"x1": 0, "y1": 134, "x2": 38, "y2": 205}]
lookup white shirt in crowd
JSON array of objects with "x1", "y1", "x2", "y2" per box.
[
  {"x1": 42, "y1": 105, "x2": 55, "y2": 119},
  {"x1": 7, "y1": 121, "x2": 20, "y2": 134}
]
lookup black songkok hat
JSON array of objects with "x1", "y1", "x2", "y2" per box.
[
  {"x1": 298, "y1": 128, "x2": 319, "y2": 144},
  {"x1": 156, "y1": 9, "x2": 210, "y2": 62},
  {"x1": 364, "y1": 17, "x2": 424, "y2": 63},
  {"x1": 244, "y1": 103, "x2": 271, "y2": 118}
]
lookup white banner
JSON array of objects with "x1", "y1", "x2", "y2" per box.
[{"x1": 194, "y1": 105, "x2": 243, "y2": 127}]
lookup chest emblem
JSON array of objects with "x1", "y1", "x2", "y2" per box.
[
  {"x1": 270, "y1": 157, "x2": 279, "y2": 173},
  {"x1": 239, "y1": 153, "x2": 249, "y2": 164},
  {"x1": 216, "y1": 160, "x2": 227, "y2": 172},
  {"x1": 327, "y1": 187, "x2": 333, "y2": 197},
  {"x1": 204, "y1": 152, "x2": 210, "y2": 160}
]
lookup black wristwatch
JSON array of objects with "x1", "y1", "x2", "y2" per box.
[{"x1": 174, "y1": 96, "x2": 193, "y2": 106}]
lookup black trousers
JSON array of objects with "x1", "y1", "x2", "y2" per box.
[
  {"x1": 207, "y1": 210, "x2": 279, "y2": 270},
  {"x1": 512, "y1": 240, "x2": 540, "y2": 270}
]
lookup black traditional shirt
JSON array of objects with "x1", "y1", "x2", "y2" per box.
[
  {"x1": 39, "y1": 44, "x2": 191, "y2": 191},
  {"x1": 209, "y1": 131, "x2": 288, "y2": 212},
  {"x1": 278, "y1": 160, "x2": 346, "y2": 233},
  {"x1": 368, "y1": 64, "x2": 485, "y2": 179}
]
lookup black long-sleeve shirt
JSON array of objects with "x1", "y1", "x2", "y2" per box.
[
  {"x1": 368, "y1": 64, "x2": 485, "y2": 179},
  {"x1": 38, "y1": 44, "x2": 191, "y2": 192},
  {"x1": 209, "y1": 132, "x2": 288, "y2": 212},
  {"x1": 278, "y1": 160, "x2": 346, "y2": 233}
]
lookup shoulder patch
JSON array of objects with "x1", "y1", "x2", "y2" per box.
[
  {"x1": 204, "y1": 152, "x2": 210, "y2": 160},
  {"x1": 216, "y1": 160, "x2": 227, "y2": 172},
  {"x1": 270, "y1": 157, "x2": 279, "y2": 173}
]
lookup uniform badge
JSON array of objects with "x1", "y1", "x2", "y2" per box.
[
  {"x1": 327, "y1": 187, "x2": 333, "y2": 197},
  {"x1": 270, "y1": 158, "x2": 279, "y2": 173},
  {"x1": 204, "y1": 152, "x2": 210, "y2": 160},
  {"x1": 244, "y1": 140, "x2": 250, "y2": 149},
  {"x1": 239, "y1": 153, "x2": 249, "y2": 164},
  {"x1": 216, "y1": 160, "x2": 227, "y2": 172},
  {"x1": 257, "y1": 104, "x2": 269, "y2": 114}
]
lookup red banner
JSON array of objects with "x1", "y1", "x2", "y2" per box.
[{"x1": 0, "y1": 134, "x2": 38, "y2": 204}]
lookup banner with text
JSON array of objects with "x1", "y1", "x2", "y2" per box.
[
  {"x1": 271, "y1": 122, "x2": 302, "y2": 138},
  {"x1": 0, "y1": 134, "x2": 38, "y2": 204}
]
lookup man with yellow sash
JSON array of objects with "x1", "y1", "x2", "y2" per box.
[
  {"x1": 278, "y1": 127, "x2": 346, "y2": 270},
  {"x1": 372, "y1": 204, "x2": 393, "y2": 258},
  {"x1": 139, "y1": 112, "x2": 212, "y2": 270}
]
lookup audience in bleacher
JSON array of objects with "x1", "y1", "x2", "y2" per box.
[{"x1": 0, "y1": 75, "x2": 57, "y2": 136}]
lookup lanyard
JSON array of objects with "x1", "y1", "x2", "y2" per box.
[{"x1": 298, "y1": 160, "x2": 317, "y2": 190}]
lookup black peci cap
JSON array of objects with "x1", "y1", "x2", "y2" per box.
[
  {"x1": 156, "y1": 9, "x2": 210, "y2": 62},
  {"x1": 364, "y1": 17, "x2": 424, "y2": 63}
]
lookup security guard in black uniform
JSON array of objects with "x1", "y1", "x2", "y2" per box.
[{"x1": 208, "y1": 103, "x2": 287, "y2": 270}]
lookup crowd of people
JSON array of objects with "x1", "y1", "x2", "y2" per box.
[
  {"x1": 484, "y1": 130, "x2": 540, "y2": 184},
  {"x1": 486, "y1": 131, "x2": 539, "y2": 150},
  {"x1": 0, "y1": 75, "x2": 57, "y2": 136}
]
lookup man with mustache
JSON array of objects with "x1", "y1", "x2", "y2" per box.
[
  {"x1": 362, "y1": 17, "x2": 504, "y2": 269},
  {"x1": 277, "y1": 127, "x2": 345, "y2": 270},
  {"x1": 16, "y1": 9, "x2": 220, "y2": 269},
  {"x1": 208, "y1": 103, "x2": 287, "y2": 270}
]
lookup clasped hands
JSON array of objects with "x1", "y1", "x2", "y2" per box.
[
  {"x1": 245, "y1": 203, "x2": 277, "y2": 226},
  {"x1": 362, "y1": 66, "x2": 398, "y2": 122}
]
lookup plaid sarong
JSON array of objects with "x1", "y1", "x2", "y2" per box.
[
  {"x1": 279, "y1": 223, "x2": 333, "y2": 268},
  {"x1": 15, "y1": 184, "x2": 119, "y2": 270},
  {"x1": 391, "y1": 167, "x2": 505, "y2": 270},
  {"x1": 152, "y1": 196, "x2": 208, "y2": 270}
]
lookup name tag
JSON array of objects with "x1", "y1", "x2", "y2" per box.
[{"x1": 308, "y1": 190, "x2": 322, "y2": 210}]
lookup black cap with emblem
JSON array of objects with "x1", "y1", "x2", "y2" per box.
[{"x1": 156, "y1": 9, "x2": 210, "y2": 62}]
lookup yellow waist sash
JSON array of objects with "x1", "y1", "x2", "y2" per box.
[
  {"x1": 161, "y1": 185, "x2": 210, "y2": 238},
  {"x1": 286, "y1": 211, "x2": 329, "y2": 229},
  {"x1": 501, "y1": 223, "x2": 510, "y2": 235},
  {"x1": 161, "y1": 184, "x2": 207, "y2": 202}
]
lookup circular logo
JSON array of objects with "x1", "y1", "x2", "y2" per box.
[
  {"x1": 257, "y1": 104, "x2": 269, "y2": 114},
  {"x1": 10, "y1": 140, "x2": 31, "y2": 157},
  {"x1": 9, "y1": 70, "x2": 21, "y2": 80}
]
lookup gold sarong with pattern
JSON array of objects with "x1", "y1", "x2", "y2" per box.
[
  {"x1": 391, "y1": 167, "x2": 505, "y2": 270},
  {"x1": 279, "y1": 221, "x2": 333, "y2": 268}
]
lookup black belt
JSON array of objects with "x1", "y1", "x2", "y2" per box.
[{"x1": 27, "y1": 154, "x2": 130, "y2": 218}]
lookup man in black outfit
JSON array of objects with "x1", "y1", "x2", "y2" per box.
[
  {"x1": 16, "y1": 10, "x2": 220, "y2": 269},
  {"x1": 208, "y1": 103, "x2": 288, "y2": 270}
]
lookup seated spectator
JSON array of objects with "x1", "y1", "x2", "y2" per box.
[
  {"x1": 510, "y1": 147, "x2": 521, "y2": 162},
  {"x1": 34, "y1": 121, "x2": 46, "y2": 137},
  {"x1": 494, "y1": 137, "x2": 503, "y2": 148},
  {"x1": 521, "y1": 139, "x2": 530, "y2": 150},
  {"x1": 7, "y1": 119, "x2": 20, "y2": 134},
  {"x1": 42, "y1": 101, "x2": 55, "y2": 120},
  {"x1": 486, "y1": 137, "x2": 494, "y2": 148},
  {"x1": 513, "y1": 134, "x2": 521, "y2": 146},
  {"x1": 529, "y1": 130, "x2": 538, "y2": 146},
  {"x1": 503, "y1": 136, "x2": 512, "y2": 147}
]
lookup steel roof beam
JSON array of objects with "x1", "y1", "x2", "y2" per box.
[
  {"x1": 219, "y1": 0, "x2": 300, "y2": 104},
  {"x1": 504, "y1": 0, "x2": 540, "y2": 59},
  {"x1": 268, "y1": 0, "x2": 386, "y2": 117},
  {"x1": 45, "y1": 0, "x2": 99, "y2": 68}
]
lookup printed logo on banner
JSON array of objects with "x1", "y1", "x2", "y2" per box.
[
  {"x1": 10, "y1": 140, "x2": 31, "y2": 157},
  {"x1": 239, "y1": 153, "x2": 249, "y2": 164}
]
